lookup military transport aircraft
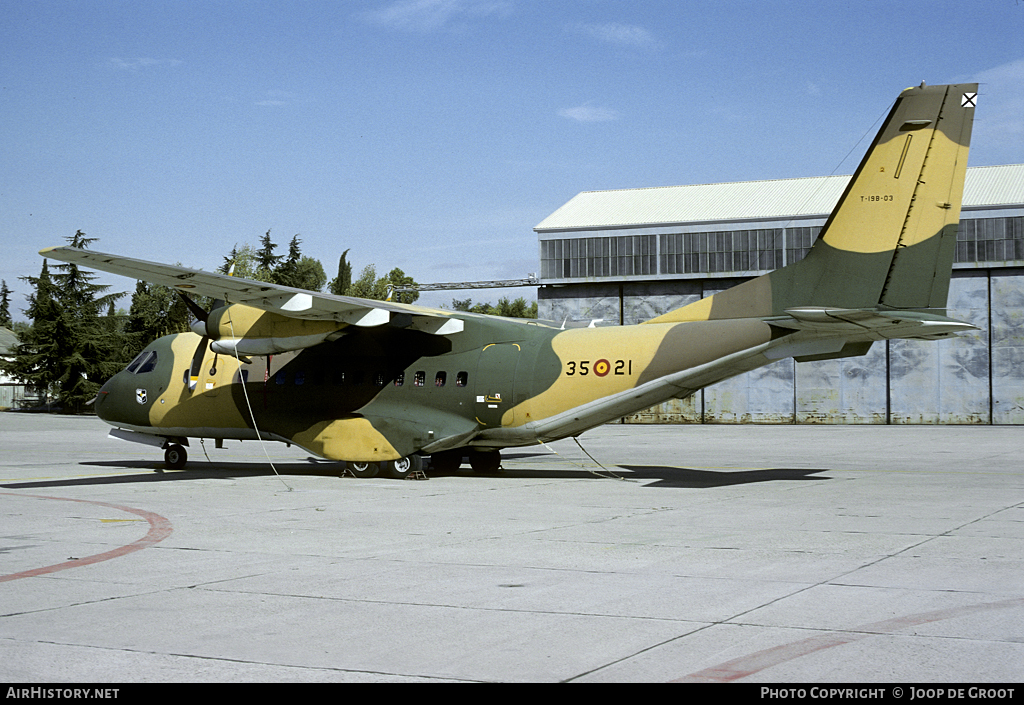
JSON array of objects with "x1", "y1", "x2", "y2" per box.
[{"x1": 42, "y1": 82, "x2": 977, "y2": 478}]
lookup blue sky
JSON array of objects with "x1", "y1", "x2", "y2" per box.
[{"x1": 3, "y1": 0, "x2": 1023, "y2": 320}]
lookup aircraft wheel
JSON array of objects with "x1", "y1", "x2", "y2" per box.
[
  {"x1": 383, "y1": 454, "x2": 423, "y2": 479},
  {"x1": 430, "y1": 449, "x2": 463, "y2": 473},
  {"x1": 346, "y1": 461, "x2": 379, "y2": 478},
  {"x1": 469, "y1": 451, "x2": 501, "y2": 474},
  {"x1": 164, "y1": 444, "x2": 187, "y2": 470}
]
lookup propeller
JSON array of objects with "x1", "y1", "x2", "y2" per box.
[{"x1": 176, "y1": 291, "x2": 214, "y2": 392}]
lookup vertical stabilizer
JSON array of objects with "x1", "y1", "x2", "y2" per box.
[{"x1": 647, "y1": 82, "x2": 977, "y2": 324}]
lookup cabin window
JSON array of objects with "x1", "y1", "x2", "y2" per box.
[
  {"x1": 294, "y1": 371, "x2": 305, "y2": 386},
  {"x1": 413, "y1": 371, "x2": 425, "y2": 387},
  {"x1": 275, "y1": 371, "x2": 287, "y2": 385},
  {"x1": 435, "y1": 372, "x2": 447, "y2": 387},
  {"x1": 394, "y1": 372, "x2": 404, "y2": 387},
  {"x1": 456, "y1": 371, "x2": 468, "y2": 387},
  {"x1": 374, "y1": 372, "x2": 386, "y2": 387}
]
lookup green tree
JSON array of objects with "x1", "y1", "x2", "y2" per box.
[
  {"x1": 219, "y1": 243, "x2": 259, "y2": 280},
  {"x1": 123, "y1": 281, "x2": 191, "y2": 361},
  {"x1": 451, "y1": 296, "x2": 537, "y2": 318},
  {"x1": 345, "y1": 264, "x2": 419, "y2": 303},
  {"x1": 0, "y1": 279, "x2": 12, "y2": 327},
  {"x1": 328, "y1": 249, "x2": 352, "y2": 296},
  {"x1": 254, "y1": 229, "x2": 282, "y2": 280},
  {"x1": 5, "y1": 232, "x2": 124, "y2": 412},
  {"x1": 383, "y1": 267, "x2": 419, "y2": 304},
  {"x1": 347, "y1": 264, "x2": 388, "y2": 300},
  {"x1": 273, "y1": 235, "x2": 327, "y2": 291},
  {"x1": 291, "y1": 256, "x2": 327, "y2": 292}
]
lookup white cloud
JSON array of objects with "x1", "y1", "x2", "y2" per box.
[
  {"x1": 254, "y1": 90, "x2": 299, "y2": 107},
  {"x1": 558, "y1": 102, "x2": 620, "y2": 123},
  {"x1": 970, "y1": 58, "x2": 1024, "y2": 164},
  {"x1": 108, "y1": 58, "x2": 183, "y2": 71},
  {"x1": 360, "y1": 0, "x2": 512, "y2": 32},
  {"x1": 974, "y1": 59, "x2": 1024, "y2": 135},
  {"x1": 572, "y1": 22, "x2": 658, "y2": 49}
]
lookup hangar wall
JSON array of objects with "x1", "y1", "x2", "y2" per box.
[{"x1": 538, "y1": 269, "x2": 1024, "y2": 425}]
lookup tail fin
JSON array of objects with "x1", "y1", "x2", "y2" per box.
[{"x1": 647, "y1": 82, "x2": 977, "y2": 324}]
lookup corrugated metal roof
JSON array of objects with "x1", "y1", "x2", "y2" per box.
[{"x1": 535, "y1": 164, "x2": 1024, "y2": 232}]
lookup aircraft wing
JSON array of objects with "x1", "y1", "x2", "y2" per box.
[{"x1": 39, "y1": 246, "x2": 464, "y2": 335}]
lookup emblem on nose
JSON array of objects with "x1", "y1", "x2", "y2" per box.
[{"x1": 136, "y1": 388, "x2": 148, "y2": 405}]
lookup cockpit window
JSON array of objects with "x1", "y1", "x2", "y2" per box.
[
  {"x1": 137, "y1": 351, "x2": 158, "y2": 374},
  {"x1": 126, "y1": 351, "x2": 158, "y2": 374}
]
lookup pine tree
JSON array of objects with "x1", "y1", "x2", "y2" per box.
[
  {"x1": 255, "y1": 230, "x2": 281, "y2": 280},
  {"x1": 6, "y1": 232, "x2": 124, "y2": 412},
  {"x1": 123, "y1": 281, "x2": 191, "y2": 361},
  {"x1": 273, "y1": 235, "x2": 303, "y2": 287},
  {"x1": 0, "y1": 279, "x2": 12, "y2": 327}
]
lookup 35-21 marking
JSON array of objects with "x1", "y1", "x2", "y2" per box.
[{"x1": 565, "y1": 359, "x2": 632, "y2": 377}]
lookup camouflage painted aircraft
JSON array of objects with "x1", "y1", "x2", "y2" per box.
[{"x1": 42, "y1": 82, "x2": 977, "y2": 477}]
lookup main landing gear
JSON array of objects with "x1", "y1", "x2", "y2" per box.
[
  {"x1": 345, "y1": 455, "x2": 424, "y2": 479},
  {"x1": 342, "y1": 450, "x2": 503, "y2": 478},
  {"x1": 163, "y1": 443, "x2": 188, "y2": 470}
]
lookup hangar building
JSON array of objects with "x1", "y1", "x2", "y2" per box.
[{"x1": 534, "y1": 164, "x2": 1024, "y2": 424}]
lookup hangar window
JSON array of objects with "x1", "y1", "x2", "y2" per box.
[
  {"x1": 456, "y1": 371, "x2": 468, "y2": 387},
  {"x1": 956, "y1": 216, "x2": 1024, "y2": 264}
]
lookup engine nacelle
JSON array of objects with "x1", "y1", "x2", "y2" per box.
[{"x1": 192, "y1": 304, "x2": 347, "y2": 355}]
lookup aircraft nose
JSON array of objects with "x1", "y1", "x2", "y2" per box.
[
  {"x1": 94, "y1": 371, "x2": 148, "y2": 427},
  {"x1": 95, "y1": 344, "x2": 171, "y2": 428}
]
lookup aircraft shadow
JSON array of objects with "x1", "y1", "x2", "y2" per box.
[
  {"x1": 615, "y1": 465, "x2": 831, "y2": 488},
  {"x1": 1, "y1": 456, "x2": 830, "y2": 490},
  {"x1": 0, "y1": 458, "x2": 346, "y2": 489}
]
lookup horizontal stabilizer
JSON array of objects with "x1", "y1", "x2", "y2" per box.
[{"x1": 774, "y1": 306, "x2": 976, "y2": 340}]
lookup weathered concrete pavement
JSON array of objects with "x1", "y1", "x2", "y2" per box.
[{"x1": 2, "y1": 414, "x2": 1021, "y2": 682}]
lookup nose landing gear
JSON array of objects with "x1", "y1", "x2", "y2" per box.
[{"x1": 163, "y1": 443, "x2": 188, "y2": 470}]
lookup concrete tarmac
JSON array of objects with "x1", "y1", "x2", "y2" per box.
[{"x1": 1, "y1": 413, "x2": 1022, "y2": 683}]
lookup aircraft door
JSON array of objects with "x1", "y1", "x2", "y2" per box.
[
  {"x1": 184, "y1": 339, "x2": 226, "y2": 398},
  {"x1": 475, "y1": 343, "x2": 521, "y2": 428}
]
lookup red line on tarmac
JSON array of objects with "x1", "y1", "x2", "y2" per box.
[
  {"x1": 0, "y1": 493, "x2": 173, "y2": 583},
  {"x1": 673, "y1": 596, "x2": 1024, "y2": 682}
]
